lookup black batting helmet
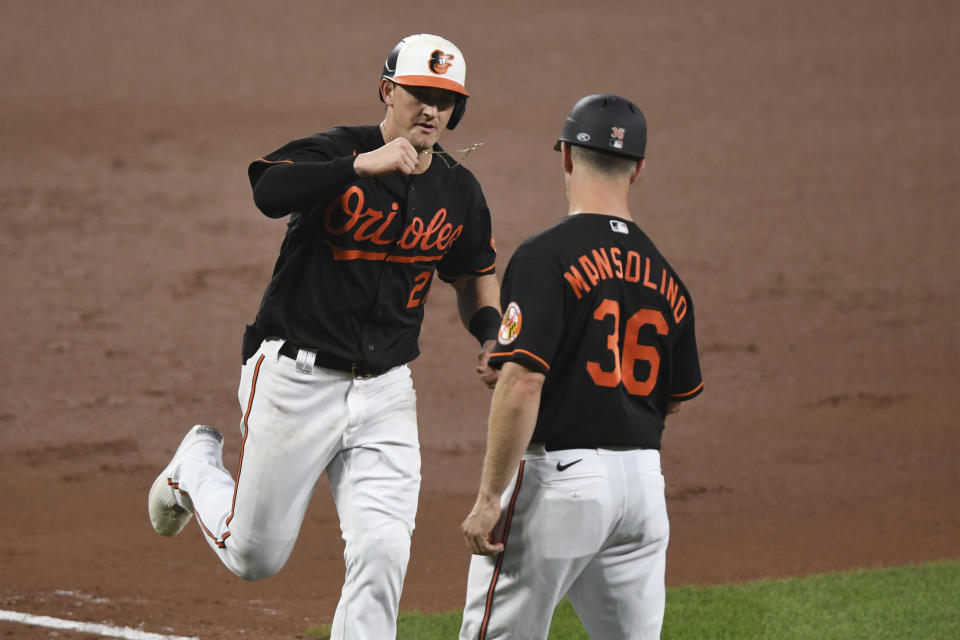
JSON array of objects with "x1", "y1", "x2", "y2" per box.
[{"x1": 554, "y1": 94, "x2": 646, "y2": 159}]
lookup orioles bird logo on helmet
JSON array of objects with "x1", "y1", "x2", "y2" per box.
[{"x1": 429, "y1": 49, "x2": 455, "y2": 74}]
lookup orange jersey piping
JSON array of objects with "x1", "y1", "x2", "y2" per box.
[
  {"x1": 669, "y1": 381, "x2": 704, "y2": 399},
  {"x1": 488, "y1": 348, "x2": 551, "y2": 372},
  {"x1": 323, "y1": 240, "x2": 445, "y2": 263}
]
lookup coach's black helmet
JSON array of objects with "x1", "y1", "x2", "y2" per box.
[
  {"x1": 379, "y1": 34, "x2": 469, "y2": 130},
  {"x1": 554, "y1": 94, "x2": 646, "y2": 159}
]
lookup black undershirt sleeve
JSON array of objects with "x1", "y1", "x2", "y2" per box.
[{"x1": 250, "y1": 155, "x2": 358, "y2": 218}]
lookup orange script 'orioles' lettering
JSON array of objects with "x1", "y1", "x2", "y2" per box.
[{"x1": 324, "y1": 186, "x2": 463, "y2": 255}]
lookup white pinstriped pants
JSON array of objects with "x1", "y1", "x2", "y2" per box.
[
  {"x1": 460, "y1": 446, "x2": 669, "y2": 640},
  {"x1": 177, "y1": 338, "x2": 421, "y2": 640}
]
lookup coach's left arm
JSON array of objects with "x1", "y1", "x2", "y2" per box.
[{"x1": 461, "y1": 361, "x2": 544, "y2": 555}]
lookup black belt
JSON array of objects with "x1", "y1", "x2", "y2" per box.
[{"x1": 278, "y1": 341, "x2": 385, "y2": 378}]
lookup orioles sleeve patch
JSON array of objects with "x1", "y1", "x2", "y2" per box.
[{"x1": 498, "y1": 302, "x2": 522, "y2": 345}]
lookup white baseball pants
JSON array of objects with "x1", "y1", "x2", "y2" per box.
[
  {"x1": 176, "y1": 338, "x2": 421, "y2": 640},
  {"x1": 460, "y1": 446, "x2": 669, "y2": 640}
]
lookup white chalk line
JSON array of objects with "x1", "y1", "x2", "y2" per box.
[{"x1": 0, "y1": 609, "x2": 199, "y2": 640}]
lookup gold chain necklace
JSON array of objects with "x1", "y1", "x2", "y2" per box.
[{"x1": 379, "y1": 121, "x2": 483, "y2": 169}]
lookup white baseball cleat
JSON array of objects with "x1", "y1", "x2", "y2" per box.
[{"x1": 148, "y1": 424, "x2": 224, "y2": 537}]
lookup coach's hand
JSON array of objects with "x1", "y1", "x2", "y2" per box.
[
  {"x1": 354, "y1": 138, "x2": 420, "y2": 176},
  {"x1": 462, "y1": 494, "x2": 504, "y2": 555}
]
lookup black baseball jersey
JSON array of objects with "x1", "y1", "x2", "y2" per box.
[
  {"x1": 247, "y1": 125, "x2": 496, "y2": 371},
  {"x1": 488, "y1": 214, "x2": 702, "y2": 450}
]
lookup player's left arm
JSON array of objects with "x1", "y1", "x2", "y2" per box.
[
  {"x1": 461, "y1": 361, "x2": 544, "y2": 555},
  {"x1": 451, "y1": 273, "x2": 502, "y2": 389}
]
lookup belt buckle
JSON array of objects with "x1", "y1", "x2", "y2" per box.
[{"x1": 352, "y1": 362, "x2": 376, "y2": 379}]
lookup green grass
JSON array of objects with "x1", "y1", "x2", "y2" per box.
[
  {"x1": 662, "y1": 560, "x2": 960, "y2": 639},
  {"x1": 305, "y1": 559, "x2": 960, "y2": 639}
]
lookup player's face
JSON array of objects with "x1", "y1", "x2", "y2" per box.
[{"x1": 385, "y1": 82, "x2": 457, "y2": 151}]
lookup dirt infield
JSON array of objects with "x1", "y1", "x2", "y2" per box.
[{"x1": 2, "y1": 1, "x2": 957, "y2": 638}]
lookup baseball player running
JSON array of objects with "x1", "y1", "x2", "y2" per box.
[
  {"x1": 147, "y1": 34, "x2": 502, "y2": 640},
  {"x1": 459, "y1": 94, "x2": 703, "y2": 639}
]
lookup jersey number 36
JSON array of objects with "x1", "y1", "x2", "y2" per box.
[{"x1": 586, "y1": 299, "x2": 668, "y2": 397}]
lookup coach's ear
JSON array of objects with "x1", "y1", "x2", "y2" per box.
[
  {"x1": 629, "y1": 158, "x2": 645, "y2": 184},
  {"x1": 561, "y1": 141, "x2": 574, "y2": 175}
]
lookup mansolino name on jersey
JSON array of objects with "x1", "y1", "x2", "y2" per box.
[{"x1": 563, "y1": 246, "x2": 688, "y2": 323}]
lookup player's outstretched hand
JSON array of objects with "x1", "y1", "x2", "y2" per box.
[
  {"x1": 461, "y1": 495, "x2": 504, "y2": 556},
  {"x1": 354, "y1": 138, "x2": 420, "y2": 177},
  {"x1": 476, "y1": 339, "x2": 499, "y2": 389}
]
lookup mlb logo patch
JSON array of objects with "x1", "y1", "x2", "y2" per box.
[
  {"x1": 609, "y1": 126, "x2": 625, "y2": 150},
  {"x1": 610, "y1": 220, "x2": 629, "y2": 234}
]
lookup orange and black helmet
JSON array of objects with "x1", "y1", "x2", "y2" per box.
[{"x1": 379, "y1": 34, "x2": 469, "y2": 130}]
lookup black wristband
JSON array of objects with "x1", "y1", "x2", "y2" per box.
[{"x1": 469, "y1": 306, "x2": 501, "y2": 345}]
